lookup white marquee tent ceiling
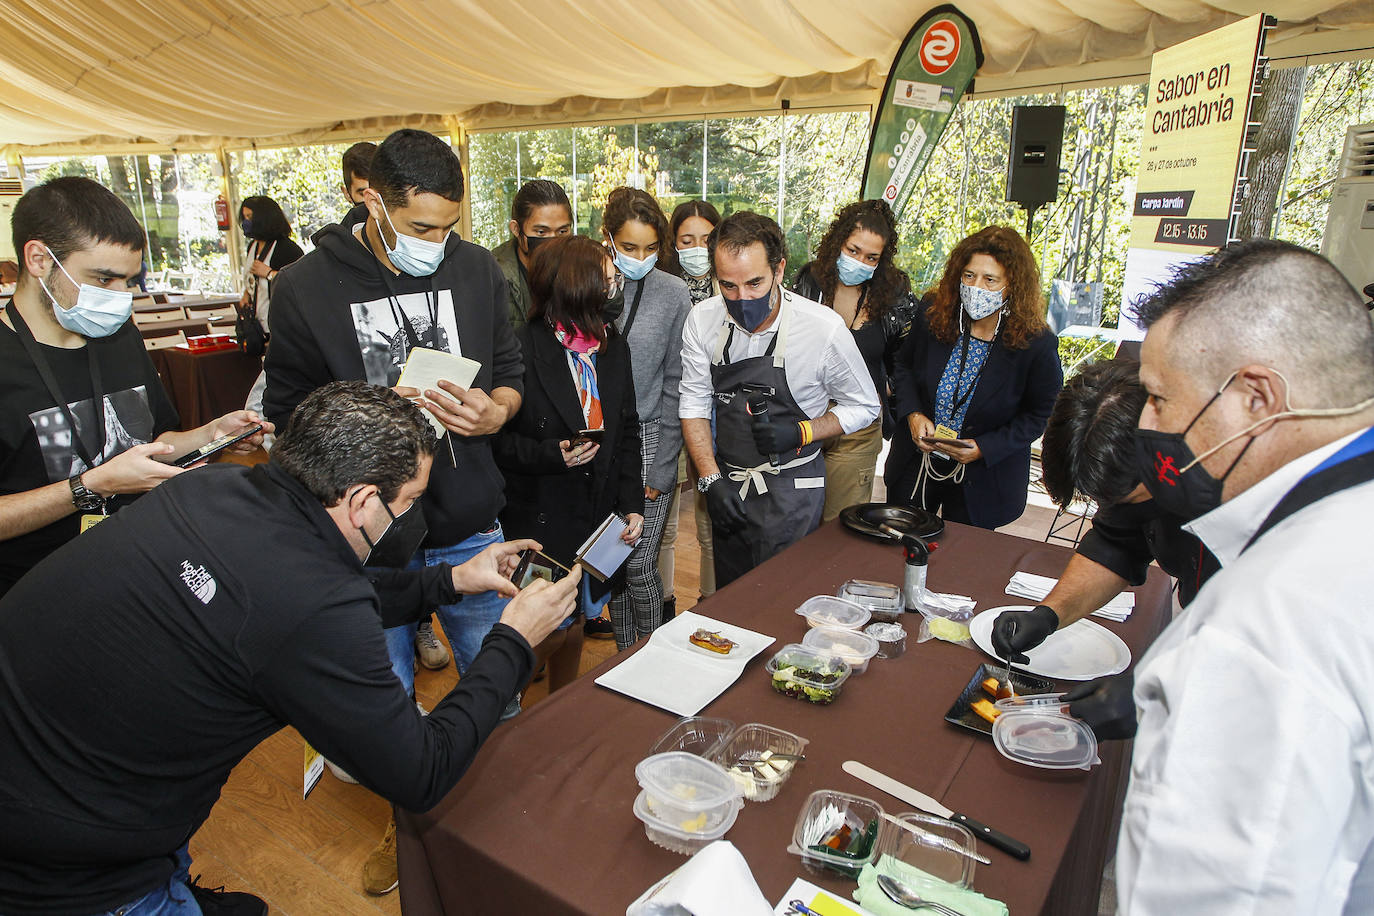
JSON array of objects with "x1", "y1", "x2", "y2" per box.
[{"x1": 2, "y1": 0, "x2": 1371, "y2": 153}]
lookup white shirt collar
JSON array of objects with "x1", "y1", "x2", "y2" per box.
[{"x1": 1183, "y1": 429, "x2": 1365, "y2": 564}]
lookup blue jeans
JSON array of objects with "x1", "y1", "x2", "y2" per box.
[
  {"x1": 100, "y1": 845, "x2": 198, "y2": 915},
  {"x1": 384, "y1": 523, "x2": 510, "y2": 694}
]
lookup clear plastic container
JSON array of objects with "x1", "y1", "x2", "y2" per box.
[
  {"x1": 709, "y1": 723, "x2": 808, "y2": 802},
  {"x1": 838, "y1": 579, "x2": 903, "y2": 623},
  {"x1": 864, "y1": 622, "x2": 907, "y2": 659},
  {"x1": 795, "y1": 595, "x2": 871, "y2": 630},
  {"x1": 992, "y1": 709, "x2": 1100, "y2": 770},
  {"x1": 875, "y1": 812, "x2": 978, "y2": 888},
  {"x1": 994, "y1": 693, "x2": 1069, "y2": 712},
  {"x1": 802, "y1": 626, "x2": 880, "y2": 674},
  {"x1": 765, "y1": 644, "x2": 852, "y2": 705},
  {"x1": 633, "y1": 788, "x2": 743, "y2": 855},
  {"x1": 788, "y1": 789, "x2": 884, "y2": 878},
  {"x1": 648, "y1": 716, "x2": 736, "y2": 759},
  {"x1": 635, "y1": 751, "x2": 742, "y2": 827}
]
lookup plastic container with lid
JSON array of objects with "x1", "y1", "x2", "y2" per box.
[
  {"x1": 709, "y1": 723, "x2": 808, "y2": 802},
  {"x1": 864, "y1": 621, "x2": 907, "y2": 659},
  {"x1": 765, "y1": 644, "x2": 852, "y2": 705},
  {"x1": 837, "y1": 579, "x2": 903, "y2": 623},
  {"x1": 992, "y1": 708, "x2": 1100, "y2": 770},
  {"x1": 802, "y1": 625, "x2": 881, "y2": 675},
  {"x1": 874, "y1": 811, "x2": 978, "y2": 888},
  {"x1": 648, "y1": 716, "x2": 736, "y2": 759},
  {"x1": 795, "y1": 595, "x2": 871, "y2": 630},
  {"x1": 633, "y1": 788, "x2": 743, "y2": 855},
  {"x1": 787, "y1": 789, "x2": 884, "y2": 878}
]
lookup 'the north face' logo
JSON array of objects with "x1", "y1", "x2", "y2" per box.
[{"x1": 179, "y1": 560, "x2": 217, "y2": 604}]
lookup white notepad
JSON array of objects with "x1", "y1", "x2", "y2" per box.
[
  {"x1": 575, "y1": 513, "x2": 635, "y2": 582},
  {"x1": 396, "y1": 347, "x2": 482, "y2": 436}
]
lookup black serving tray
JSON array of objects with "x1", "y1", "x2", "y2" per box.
[{"x1": 943, "y1": 663, "x2": 1058, "y2": 737}]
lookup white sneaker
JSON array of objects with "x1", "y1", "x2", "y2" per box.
[{"x1": 325, "y1": 758, "x2": 358, "y2": 784}]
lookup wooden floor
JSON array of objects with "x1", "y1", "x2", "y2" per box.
[{"x1": 190, "y1": 475, "x2": 1063, "y2": 913}]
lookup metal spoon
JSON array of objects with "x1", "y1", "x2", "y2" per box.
[{"x1": 876, "y1": 874, "x2": 967, "y2": 916}]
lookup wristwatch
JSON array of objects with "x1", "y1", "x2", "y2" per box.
[
  {"x1": 68, "y1": 473, "x2": 104, "y2": 512},
  {"x1": 696, "y1": 472, "x2": 722, "y2": 494}
]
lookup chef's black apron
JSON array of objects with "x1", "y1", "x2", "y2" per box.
[{"x1": 709, "y1": 292, "x2": 826, "y2": 587}]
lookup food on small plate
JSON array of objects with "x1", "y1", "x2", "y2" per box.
[
  {"x1": 981, "y1": 676, "x2": 1014, "y2": 700},
  {"x1": 689, "y1": 628, "x2": 737, "y2": 655},
  {"x1": 971, "y1": 698, "x2": 1001, "y2": 724}
]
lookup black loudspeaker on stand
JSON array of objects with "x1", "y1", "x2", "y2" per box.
[{"x1": 1005, "y1": 105, "x2": 1066, "y2": 238}]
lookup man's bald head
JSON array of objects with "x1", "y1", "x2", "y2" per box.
[{"x1": 1134, "y1": 240, "x2": 1374, "y2": 407}]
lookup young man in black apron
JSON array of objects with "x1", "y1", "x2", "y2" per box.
[
  {"x1": 1093, "y1": 241, "x2": 1374, "y2": 912},
  {"x1": 679, "y1": 212, "x2": 878, "y2": 588}
]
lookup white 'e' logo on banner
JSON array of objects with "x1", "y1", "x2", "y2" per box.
[{"x1": 920, "y1": 20, "x2": 960, "y2": 75}]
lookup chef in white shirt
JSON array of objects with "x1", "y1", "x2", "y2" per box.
[
  {"x1": 1116, "y1": 239, "x2": 1374, "y2": 915},
  {"x1": 679, "y1": 211, "x2": 878, "y2": 587}
]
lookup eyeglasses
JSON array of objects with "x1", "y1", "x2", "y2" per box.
[{"x1": 606, "y1": 271, "x2": 625, "y2": 301}]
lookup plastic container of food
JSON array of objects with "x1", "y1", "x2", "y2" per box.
[
  {"x1": 795, "y1": 595, "x2": 871, "y2": 631},
  {"x1": 633, "y1": 788, "x2": 743, "y2": 855},
  {"x1": 648, "y1": 716, "x2": 736, "y2": 759},
  {"x1": 802, "y1": 625, "x2": 881, "y2": 674},
  {"x1": 992, "y1": 708, "x2": 1100, "y2": 770},
  {"x1": 874, "y1": 811, "x2": 978, "y2": 888},
  {"x1": 864, "y1": 621, "x2": 908, "y2": 659},
  {"x1": 765, "y1": 644, "x2": 852, "y2": 705},
  {"x1": 838, "y1": 579, "x2": 903, "y2": 623},
  {"x1": 788, "y1": 789, "x2": 885, "y2": 878},
  {"x1": 709, "y1": 723, "x2": 808, "y2": 802}
]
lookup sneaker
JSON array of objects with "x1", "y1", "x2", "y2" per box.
[
  {"x1": 414, "y1": 620, "x2": 450, "y2": 670},
  {"x1": 661, "y1": 596, "x2": 677, "y2": 626},
  {"x1": 362, "y1": 818, "x2": 398, "y2": 896},
  {"x1": 325, "y1": 758, "x2": 358, "y2": 785},
  {"x1": 188, "y1": 876, "x2": 268, "y2": 915},
  {"x1": 583, "y1": 615, "x2": 615, "y2": 639},
  {"x1": 499, "y1": 692, "x2": 521, "y2": 722}
]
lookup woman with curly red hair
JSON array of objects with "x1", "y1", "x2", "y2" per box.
[{"x1": 886, "y1": 226, "x2": 1063, "y2": 529}]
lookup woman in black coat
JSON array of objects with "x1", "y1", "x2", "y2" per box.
[
  {"x1": 886, "y1": 226, "x2": 1063, "y2": 530},
  {"x1": 495, "y1": 235, "x2": 644, "y2": 692},
  {"x1": 238, "y1": 195, "x2": 303, "y2": 332}
]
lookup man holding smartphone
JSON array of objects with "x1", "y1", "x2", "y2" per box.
[{"x1": 0, "y1": 177, "x2": 270, "y2": 597}]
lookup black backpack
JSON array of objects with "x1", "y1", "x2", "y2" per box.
[{"x1": 235, "y1": 281, "x2": 268, "y2": 358}]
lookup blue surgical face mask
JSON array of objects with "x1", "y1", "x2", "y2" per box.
[
  {"x1": 836, "y1": 252, "x2": 876, "y2": 287},
  {"x1": 725, "y1": 282, "x2": 775, "y2": 332},
  {"x1": 38, "y1": 249, "x2": 134, "y2": 339},
  {"x1": 611, "y1": 246, "x2": 657, "y2": 281},
  {"x1": 677, "y1": 246, "x2": 710, "y2": 278},
  {"x1": 376, "y1": 198, "x2": 448, "y2": 277},
  {"x1": 960, "y1": 282, "x2": 1004, "y2": 320},
  {"x1": 240, "y1": 218, "x2": 254, "y2": 238}
]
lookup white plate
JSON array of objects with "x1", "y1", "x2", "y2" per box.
[{"x1": 968, "y1": 605, "x2": 1131, "y2": 681}]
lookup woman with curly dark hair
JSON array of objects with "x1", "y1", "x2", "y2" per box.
[
  {"x1": 885, "y1": 225, "x2": 1063, "y2": 529},
  {"x1": 792, "y1": 199, "x2": 917, "y2": 521}
]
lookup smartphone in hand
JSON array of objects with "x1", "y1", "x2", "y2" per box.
[
  {"x1": 570, "y1": 427, "x2": 605, "y2": 449},
  {"x1": 511, "y1": 548, "x2": 572, "y2": 589},
  {"x1": 169, "y1": 423, "x2": 263, "y2": 468},
  {"x1": 919, "y1": 435, "x2": 973, "y2": 449}
]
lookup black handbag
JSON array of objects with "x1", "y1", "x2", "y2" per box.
[{"x1": 235, "y1": 270, "x2": 269, "y2": 358}]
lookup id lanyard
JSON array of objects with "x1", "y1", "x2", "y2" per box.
[
  {"x1": 6, "y1": 303, "x2": 106, "y2": 470},
  {"x1": 945, "y1": 333, "x2": 985, "y2": 424}
]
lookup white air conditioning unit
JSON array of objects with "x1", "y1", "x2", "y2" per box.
[
  {"x1": 1321, "y1": 122, "x2": 1374, "y2": 295},
  {"x1": 0, "y1": 178, "x2": 26, "y2": 262}
]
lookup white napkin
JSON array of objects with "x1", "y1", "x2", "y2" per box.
[
  {"x1": 914, "y1": 587, "x2": 976, "y2": 620},
  {"x1": 1005, "y1": 571, "x2": 1134, "y2": 622},
  {"x1": 626, "y1": 840, "x2": 773, "y2": 916}
]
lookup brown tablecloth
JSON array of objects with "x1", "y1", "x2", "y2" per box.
[
  {"x1": 395, "y1": 519, "x2": 1175, "y2": 915},
  {"x1": 148, "y1": 346, "x2": 262, "y2": 428}
]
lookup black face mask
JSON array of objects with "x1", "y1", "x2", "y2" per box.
[
  {"x1": 522, "y1": 234, "x2": 553, "y2": 257},
  {"x1": 725, "y1": 282, "x2": 775, "y2": 332},
  {"x1": 602, "y1": 289, "x2": 626, "y2": 324},
  {"x1": 361, "y1": 497, "x2": 428, "y2": 567},
  {"x1": 1134, "y1": 378, "x2": 1252, "y2": 521}
]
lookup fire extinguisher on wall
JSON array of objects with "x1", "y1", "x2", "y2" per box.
[{"x1": 214, "y1": 194, "x2": 231, "y2": 232}]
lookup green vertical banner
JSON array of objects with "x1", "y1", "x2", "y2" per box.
[{"x1": 861, "y1": 5, "x2": 984, "y2": 218}]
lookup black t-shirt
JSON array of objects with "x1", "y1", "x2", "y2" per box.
[
  {"x1": 0, "y1": 462, "x2": 533, "y2": 915},
  {"x1": 0, "y1": 317, "x2": 178, "y2": 593},
  {"x1": 1076, "y1": 498, "x2": 1221, "y2": 607}
]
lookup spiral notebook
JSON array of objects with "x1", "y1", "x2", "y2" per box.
[{"x1": 574, "y1": 513, "x2": 635, "y2": 582}]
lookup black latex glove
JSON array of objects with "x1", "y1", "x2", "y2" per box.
[
  {"x1": 705, "y1": 477, "x2": 748, "y2": 535},
  {"x1": 990, "y1": 604, "x2": 1059, "y2": 664},
  {"x1": 1064, "y1": 672, "x2": 1138, "y2": 741},
  {"x1": 752, "y1": 418, "x2": 802, "y2": 456}
]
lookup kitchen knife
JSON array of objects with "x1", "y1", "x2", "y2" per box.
[{"x1": 843, "y1": 760, "x2": 1031, "y2": 861}]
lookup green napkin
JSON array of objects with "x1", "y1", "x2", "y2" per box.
[{"x1": 853, "y1": 854, "x2": 1009, "y2": 916}]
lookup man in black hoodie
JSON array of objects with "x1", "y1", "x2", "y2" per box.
[{"x1": 263, "y1": 129, "x2": 524, "y2": 895}]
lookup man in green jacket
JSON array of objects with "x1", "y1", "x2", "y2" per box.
[{"x1": 490, "y1": 180, "x2": 573, "y2": 327}]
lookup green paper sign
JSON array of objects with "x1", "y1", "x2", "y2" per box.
[{"x1": 861, "y1": 5, "x2": 984, "y2": 218}]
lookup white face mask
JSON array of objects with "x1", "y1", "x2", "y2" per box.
[
  {"x1": 38, "y1": 248, "x2": 134, "y2": 338},
  {"x1": 376, "y1": 198, "x2": 448, "y2": 277},
  {"x1": 677, "y1": 246, "x2": 710, "y2": 278},
  {"x1": 959, "y1": 282, "x2": 1004, "y2": 321}
]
